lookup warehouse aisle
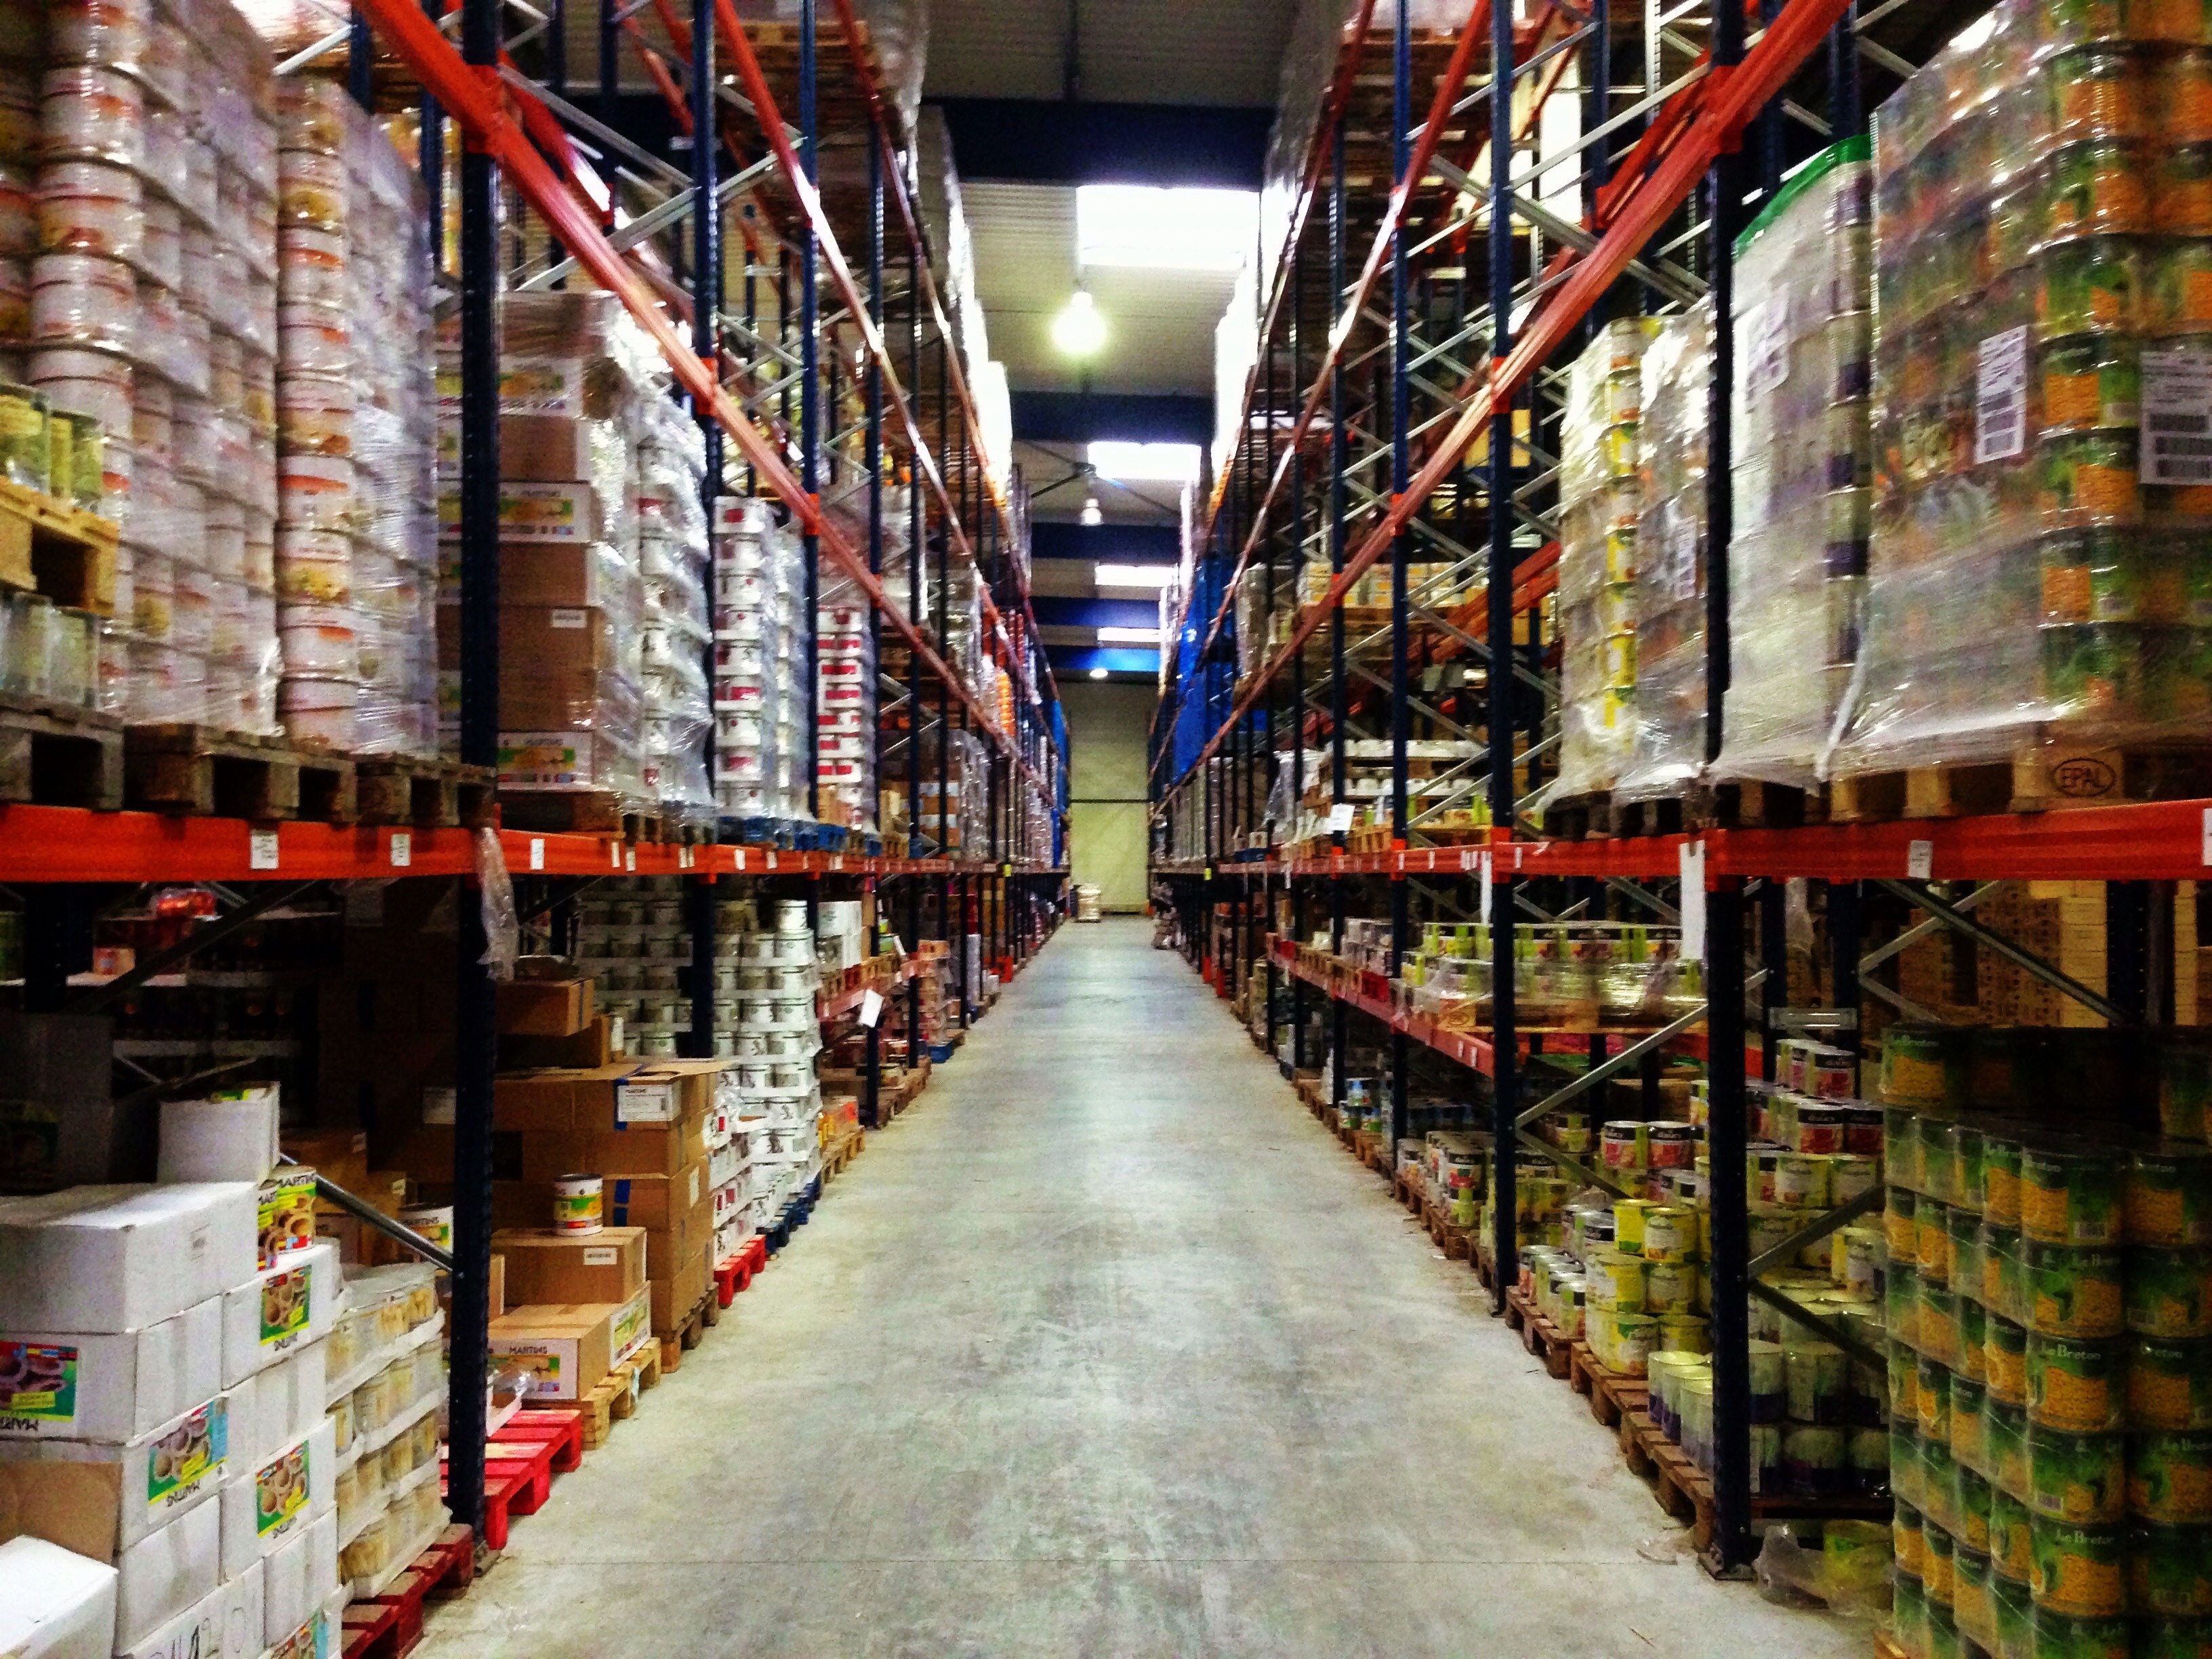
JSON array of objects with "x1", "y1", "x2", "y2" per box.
[{"x1": 417, "y1": 918, "x2": 1861, "y2": 1658}]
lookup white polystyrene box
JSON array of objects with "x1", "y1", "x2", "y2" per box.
[
  {"x1": 0, "y1": 1186, "x2": 258, "y2": 1333},
  {"x1": 0, "y1": 1536, "x2": 117, "y2": 1658},
  {"x1": 231, "y1": 1339, "x2": 325, "y2": 1466},
  {"x1": 115, "y1": 1492, "x2": 222, "y2": 1650},
  {"x1": 156, "y1": 1091, "x2": 282, "y2": 1185},
  {"x1": 260, "y1": 1509, "x2": 337, "y2": 1647},
  {"x1": 114, "y1": 1557, "x2": 262, "y2": 1659},
  {"x1": 0, "y1": 1391, "x2": 232, "y2": 1551},
  {"x1": 0, "y1": 1295, "x2": 222, "y2": 1442},
  {"x1": 222, "y1": 1244, "x2": 338, "y2": 1387},
  {"x1": 218, "y1": 1417, "x2": 335, "y2": 1580}
]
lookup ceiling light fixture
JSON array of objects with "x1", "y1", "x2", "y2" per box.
[
  {"x1": 1094, "y1": 563, "x2": 1176, "y2": 589},
  {"x1": 1052, "y1": 288, "x2": 1107, "y2": 359},
  {"x1": 1097, "y1": 625, "x2": 1162, "y2": 645},
  {"x1": 1076, "y1": 185, "x2": 1260, "y2": 270},
  {"x1": 1078, "y1": 495, "x2": 1103, "y2": 527},
  {"x1": 1088, "y1": 441, "x2": 1202, "y2": 484},
  {"x1": 1088, "y1": 667, "x2": 1109, "y2": 680}
]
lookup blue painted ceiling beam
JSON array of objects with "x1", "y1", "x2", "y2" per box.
[
  {"x1": 1033, "y1": 596, "x2": 1164, "y2": 631},
  {"x1": 1030, "y1": 521, "x2": 1180, "y2": 562},
  {"x1": 1010, "y1": 391, "x2": 1212, "y2": 448},
  {"x1": 933, "y1": 98, "x2": 1269, "y2": 188}
]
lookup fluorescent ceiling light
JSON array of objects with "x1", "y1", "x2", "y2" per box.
[
  {"x1": 1051, "y1": 289, "x2": 1107, "y2": 358},
  {"x1": 1097, "y1": 626, "x2": 1162, "y2": 645},
  {"x1": 1077, "y1": 185, "x2": 1259, "y2": 270},
  {"x1": 1094, "y1": 564, "x2": 1176, "y2": 589},
  {"x1": 1088, "y1": 441, "x2": 1201, "y2": 484},
  {"x1": 1088, "y1": 666, "x2": 1109, "y2": 680}
]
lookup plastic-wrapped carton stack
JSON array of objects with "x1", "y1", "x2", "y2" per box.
[
  {"x1": 1550, "y1": 318, "x2": 1658, "y2": 805},
  {"x1": 918, "y1": 727, "x2": 986, "y2": 855},
  {"x1": 817, "y1": 571, "x2": 875, "y2": 831},
  {"x1": 727, "y1": 897, "x2": 823, "y2": 1231},
  {"x1": 1851, "y1": 0, "x2": 2212, "y2": 781},
  {"x1": 0, "y1": 1094, "x2": 358, "y2": 1658},
  {"x1": 632, "y1": 396, "x2": 712, "y2": 818},
  {"x1": 1717, "y1": 138, "x2": 1874, "y2": 787},
  {"x1": 573, "y1": 879, "x2": 695, "y2": 1059},
  {"x1": 272, "y1": 82, "x2": 438, "y2": 754},
  {"x1": 325, "y1": 1262, "x2": 445, "y2": 1603},
  {"x1": 20, "y1": 0, "x2": 282, "y2": 733},
  {"x1": 438, "y1": 292, "x2": 645, "y2": 802},
  {"x1": 1620, "y1": 303, "x2": 1713, "y2": 801},
  {"x1": 710, "y1": 496, "x2": 811, "y2": 823}
]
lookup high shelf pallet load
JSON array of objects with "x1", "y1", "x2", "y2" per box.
[
  {"x1": 1715, "y1": 140, "x2": 1875, "y2": 792},
  {"x1": 272, "y1": 81, "x2": 438, "y2": 754},
  {"x1": 12, "y1": 0, "x2": 279, "y2": 731},
  {"x1": 711, "y1": 496, "x2": 811, "y2": 825},
  {"x1": 438, "y1": 291, "x2": 648, "y2": 810},
  {"x1": 1849, "y1": 0, "x2": 2212, "y2": 799},
  {"x1": 1549, "y1": 318, "x2": 1659, "y2": 807},
  {"x1": 1619, "y1": 303, "x2": 1713, "y2": 803},
  {"x1": 632, "y1": 390, "x2": 712, "y2": 820}
]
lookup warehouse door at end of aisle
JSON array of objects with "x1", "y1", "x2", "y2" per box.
[{"x1": 1071, "y1": 800, "x2": 1149, "y2": 912}]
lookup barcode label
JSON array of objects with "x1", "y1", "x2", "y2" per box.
[
  {"x1": 2144, "y1": 345, "x2": 2212, "y2": 485},
  {"x1": 1975, "y1": 327, "x2": 2028, "y2": 464}
]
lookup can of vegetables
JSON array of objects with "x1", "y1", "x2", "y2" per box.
[
  {"x1": 2131, "y1": 1433, "x2": 2212, "y2": 1523},
  {"x1": 2129, "y1": 1247, "x2": 2212, "y2": 1338},
  {"x1": 2131, "y1": 1336, "x2": 2212, "y2": 1430},
  {"x1": 2029, "y1": 1334, "x2": 2127, "y2": 1431},
  {"x1": 2029, "y1": 1422, "x2": 2128, "y2": 1522},
  {"x1": 2028, "y1": 1516, "x2": 2129, "y2": 1616},
  {"x1": 2131, "y1": 1521, "x2": 2212, "y2": 1616},
  {"x1": 2028, "y1": 1242, "x2": 2128, "y2": 1337},
  {"x1": 2131, "y1": 1148, "x2": 2212, "y2": 1247}
]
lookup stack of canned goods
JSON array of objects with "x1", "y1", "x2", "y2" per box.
[{"x1": 711, "y1": 495, "x2": 810, "y2": 823}]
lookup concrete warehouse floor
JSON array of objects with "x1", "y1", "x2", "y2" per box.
[{"x1": 417, "y1": 917, "x2": 1866, "y2": 1658}]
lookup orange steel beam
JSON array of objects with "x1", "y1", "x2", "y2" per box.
[
  {"x1": 1170, "y1": 0, "x2": 1852, "y2": 787},
  {"x1": 348, "y1": 0, "x2": 1051, "y2": 802}
]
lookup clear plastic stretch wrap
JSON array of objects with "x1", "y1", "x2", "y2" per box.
[
  {"x1": 711, "y1": 494, "x2": 813, "y2": 823},
  {"x1": 633, "y1": 391, "x2": 712, "y2": 814},
  {"x1": 817, "y1": 565, "x2": 876, "y2": 833},
  {"x1": 1715, "y1": 140, "x2": 1874, "y2": 787},
  {"x1": 1847, "y1": 0, "x2": 2212, "y2": 776},
  {"x1": 1549, "y1": 317, "x2": 1658, "y2": 802},
  {"x1": 917, "y1": 725, "x2": 985, "y2": 855},
  {"x1": 16, "y1": 0, "x2": 282, "y2": 730},
  {"x1": 1619, "y1": 302, "x2": 1713, "y2": 801}
]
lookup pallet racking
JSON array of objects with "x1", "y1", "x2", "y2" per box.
[
  {"x1": 1147, "y1": 0, "x2": 2207, "y2": 1582},
  {"x1": 2, "y1": 0, "x2": 1071, "y2": 1556}
]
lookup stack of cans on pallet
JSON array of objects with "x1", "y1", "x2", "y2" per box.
[
  {"x1": 726, "y1": 897, "x2": 824, "y2": 1228},
  {"x1": 817, "y1": 571, "x2": 874, "y2": 832},
  {"x1": 16, "y1": 0, "x2": 283, "y2": 731},
  {"x1": 632, "y1": 394, "x2": 711, "y2": 817},
  {"x1": 710, "y1": 497, "x2": 808, "y2": 823}
]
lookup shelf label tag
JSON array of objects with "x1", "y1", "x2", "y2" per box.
[
  {"x1": 2142, "y1": 344, "x2": 2212, "y2": 484},
  {"x1": 1328, "y1": 802, "x2": 1355, "y2": 833},
  {"x1": 831, "y1": 855, "x2": 844, "y2": 871},
  {"x1": 1907, "y1": 839, "x2": 1933, "y2": 880},
  {"x1": 2203, "y1": 807, "x2": 2212, "y2": 866},
  {"x1": 608, "y1": 843, "x2": 621, "y2": 869},
  {"x1": 733, "y1": 850, "x2": 747, "y2": 871},
  {"x1": 624, "y1": 846, "x2": 636, "y2": 872},
  {"x1": 859, "y1": 989, "x2": 884, "y2": 1029},
  {"x1": 249, "y1": 830, "x2": 279, "y2": 872},
  {"x1": 766, "y1": 852, "x2": 779, "y2": 870},
  {"x1": 1976, "y1": 326, "x2": 2029, "y2": 463},
  {"x1": 529, "y1": 838, "x2": 546, "y2": 871},
  {"x1": 1679, "y1": 841, "x2": 1708, "y2": 962},
  {"x1": 1479, "y1": 852, "x2": 1494, "y2": 923},
  {"x1": 389, "y1": 832, "x2": 411, "y2": 869},
  {"x1": 1460, "y1": 848, "x2": 1480, "y2": 872}
]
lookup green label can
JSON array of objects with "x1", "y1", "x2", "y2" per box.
[
  {"x1": 1989, "y1": 1313, "x2": 2032, "y2": 1406},
  {"x1": 2029, "y1": 1425, "x2": 2128, "y2": 1523},
  {"x1": 1985, "y1": 1134, "x2": 2025, "y2": 1228},
  {"x1": 2131, "y1": 1433, "x2": 2212, "y2": 1524},
  {"x1": 2131, "y1": 1521, "x2": 2212, "y2": 1616},
  {"x1": 2023, "y1": 1147, "x2": 2124, "y2": 1247},
  {"x1": 2132, "y1": 1336, "x2": 2212, "y2": 1431},
  {"x1": 2028, "y1": 1334, "x2": 2127, "y2": 1431},
  {"x1": 2129, "y1": 1247, "x2": 2212, "y2": 1338},
  {"x1": 2027, "y1": 1242, "x2": 2128, "y2": 1338},
  {"x1": 1992, "y1": 1486, "x2": 2035, "y2": 1581},
  {"x1": 2028, "y1": 1517, "x2": 2129, "y2": 1616},
  {"x1": 2129, "y1": 1149, "x2": 2212, "y2": 1247}
]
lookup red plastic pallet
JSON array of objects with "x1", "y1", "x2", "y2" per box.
[
  {"x1": 438, "y1": 1412, "x2": 579, "y2": 1550},
  {"x1": 714, "y1": 1234, "x2": 769, "y2": 1305},
  {"x1": 341, "y1": 1524, "x2": 473, "y2": 1659}
]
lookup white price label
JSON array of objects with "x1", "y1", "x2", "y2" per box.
[
  {"x1": 582, "y1": 1247, "x2": 617, "y2": 1267},
  {"x1": 1328, "y1": 802, "x2": 1356, "y2": 833},
  {"x1": 1907, "y1": 839, "x2": 1934, "y2": 880},
  {"x1": 249, "y1": 830, "x2": 279, "y2": 871},
  {"x1": 624, "y1": 846, "x2": 636, "y2": 871},
  {"x1": 1460, "y1": 848, "x2": 1480, "y2": 872},
  {"x1": 2203, "y1": 806, "x2": 2212, "y2": 867},
  {"x1": 1478, "y1": 852, "x2": 1494, "y2": 924},
  {"x1": 1743, "y1": 296, "x2": 1792, "y2": 401},
  {"x1": 766, "y1": 851, "x2": 779, "y2": 870},
  {"x1": 2142, "y1": 344, "x2": 2212, "y2": 485},
  {"x1": 859, "y1": 989, "x2": 884, "y2": 1028},
  {"x1": 529, "y1": 837, "x2": 546, "y2": 871},
  {"x1": 1975, "y1": 326, "x2": 2029, "y2": 464},
  {"x1": 389, "y1": 831, "x2": 411, "y2": 869},
  {"x1": 615, "y1": 1080, "x2": 678, "y2": 1124},
  {"x1": 1664, "y1": 506, "x2": 1700, "y2": 602},
  {"x1": 734, "y1": 849, "x2": 747, "y2": 871},
  {"x1": 608, "y1": 843, "x2": 621, "y2": 869},
  {"x1": 1679, "y1": 841, "x2": 1708, "y2": 962}
]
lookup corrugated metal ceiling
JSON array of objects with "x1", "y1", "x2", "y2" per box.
[{"x1": 923, "y1": 0, "x2": 1302, "y2": 106}]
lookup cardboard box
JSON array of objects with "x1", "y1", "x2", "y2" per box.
[
  {"x1": 487, "y1": 1303, "x2": 618, "y2": 1403},
  {"x1": 495, "y1": 541, "x2": 628, "y2": 609},
  {"x1": 116, "y1": 1557, "x2": 260, "y2": 1659},
  {"x1": 230, "y1": 1342, "x2": 324, "y2": 1468},
  {"x1": 0, "y1": 1294, "x2": 223, "y2": 1443},
  {"x1": 490, "y1": 1227, "x2": 647, "y2": 1306},
  {"x1": 258, "y1": 1509, "x2": 333, "y2": 1650},
  {"x1": 0, "y1": 1534, "x2": 118, "y2": 1659},
  {"x1": 489, "y1": 1253, "x2": 505, "y2": 1320},
  {"x1": 497, "y1": 413, "x2": 596, "y2": 483},
  {"x1": 495, "y1": 979, "x2": 594, "y2": 1038},
  {"x1": 499, "y1": 1063, "x2": 718, "y2": 1181},
  {"x1": 499, "y1": 1017, "x2": 614, "y2": 1071},
  {"x1": 156, "y1": 1092, "x2": 280, "y2": 1186},
  {"x1": 0, "y1": 1390, "x2": 230, "y2": 1555},
  {"x1": 436, "y1": 480, "x2": 602, "y2": 543},
  {"x1": 649, "y1": 1244, "x2": 710, "y2": 1336},
  {"x1": 217, "y1": 1417, "x2": 334, "y2": 1580},
  {"x1": 283, "y1": 1132, "x2": 368, "y2": 1198},
  {"x1": 0, "y1": 1186, "x2": 258, "y2": 1333},
  {"x1": 220, "y1": 1244, "x2": 338, "y2": 1387}
]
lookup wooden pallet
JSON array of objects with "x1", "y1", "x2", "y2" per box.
[
  {"x1": 1685, "y1": 777, "x2": 1825, "y2": 831},
  {"x1": 1542, "y1": 790, "x2": 1615, "y2": 841},
  {"x1": 820, "y1": 1126, "x2": 862, "y2": 1181},
  {"x1": 340, "y1": 1523, "x2": 474, "y2": 1659},
  {"x1": 0, "y1": 478, "x2": 117, "y2": 615},
  {"x1": 1420, "y1": 1190, "x2": 1476, "y2": 1260},
  {"x1": 1612, "y1": 796, "x2": 1685, "y2": 837},
  {"x1": 1616, "y1": 1405, "x2": 1892, "y2": 1557},
  {"x1": 1568, "y1": 1341, "x2": 1650, "y2": 1429},
  {"x1": 1875, "y1": 1632, "x2": 1910, "y2": 1659},
  {"x1": 525, "y1": 1343, "x2": 661, "y2": 1451},
  {"x1": 1502, "y1": 1286, "x2": 1576, "y2": 1380},
  {"x1": 125, "y1": 724, "x2": 356, "y2": 821},
  {"x1": 498, "y1": 787, "x2": 657, "y2": 838},
  {"x1": 657, "y1": 1290, "x2": 714, "y2": 1374},
  {"x1": 0, "y1": 692, "x2": 123, "y2": 808},
  {"x1": 1832, "y1": 741, "x2": 2212, "y2": 822},
  {"x1": 356, "y1": 756, "x2": 496, "y2": 827}
]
